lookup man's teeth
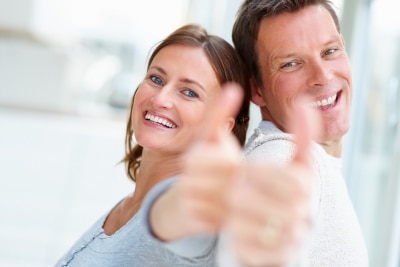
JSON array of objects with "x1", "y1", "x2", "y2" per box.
[
  {"x1": 145, "y1": 113, "x2": 177, "y2": 128},
  {"x1": 313, "y1": 93, "x2": 337, "y2": 108}
]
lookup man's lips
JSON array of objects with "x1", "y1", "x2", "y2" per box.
[{"x1": 312, "y1": 91, "x2": 340, "y2": 109}]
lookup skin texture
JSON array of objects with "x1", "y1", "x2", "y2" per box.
[
  {"x1": 251, "y1": 5, "x2": 352, "y2": 157},
  {"x1": 132, "y1": 44, "x2": 222, "y2": 155},
  {"x1": 103, "y1": 44, "x2": 234, "y2": 236}
]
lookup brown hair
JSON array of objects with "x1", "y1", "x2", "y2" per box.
[
  {"x1": 232, "y1": 0, "x2": 340, "y2": 86},
  {"x1": 123, "y1": 23, "x2": 250, "y2": 182}
]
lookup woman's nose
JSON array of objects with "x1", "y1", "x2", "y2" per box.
[{"x1": 150, "y1": 86, "x2": 174, "y2": 109}]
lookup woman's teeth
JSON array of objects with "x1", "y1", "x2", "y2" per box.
[{"x1": 145, "y1": 113, "x2": 177, "y2": 128}]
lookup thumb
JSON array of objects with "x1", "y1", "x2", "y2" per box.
[
  {"x1": 288, "y1": 98, "x2": 321, "y2": 168},
  {"x1": 203, "y1": 82, "x2": 244, "y2": 143}
]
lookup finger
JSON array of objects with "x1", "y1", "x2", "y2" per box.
[
  {"x1": 203, "y1": 82, "x2": 244, "y2": 143},
  {"x1": 288, "y1": 97, "x2": 321, "y2": 167}
]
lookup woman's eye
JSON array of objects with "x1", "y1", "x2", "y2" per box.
[
  {"x1": 182, "y1": 89, "x2": 198, "y2": 98},
  {"x1": 150, "y1": 75, "x2": 163, "y2": 85}
]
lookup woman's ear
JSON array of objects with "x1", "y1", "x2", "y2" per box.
[
  {"x1": 222, "y1": 117, "x2": 236, "y2": 136},
  {"x1": 250, "y1": 77, "x2": 267, "y2": 107}
]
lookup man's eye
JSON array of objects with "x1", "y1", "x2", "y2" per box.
[
  {"x1": 325, "y1": 48, "x2": 337, "y2": 56},
  {"x1": 281, "y1": 61, "x2": 297, "y2": 69},
  {"x1": 151, "y1": 76, "x2": 163, "y2": 85},
  {"x1": 182, "y1": 89, "x2": 198, "y2": 98}
]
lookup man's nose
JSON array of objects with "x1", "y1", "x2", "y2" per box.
[{"x1": 306, "y1": 59, "x2": 332, "y2": 87}]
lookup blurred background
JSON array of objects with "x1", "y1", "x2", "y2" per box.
[{"x1": 0, "y1": 0, "x2": 399, "y2": 266}]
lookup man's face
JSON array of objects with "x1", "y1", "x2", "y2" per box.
[{"x1": 252, "y1": 5, "x2": 352, "y2": 153}]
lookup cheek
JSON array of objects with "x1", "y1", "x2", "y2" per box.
[
  {"x1": 335, "y1": 58, "x2": 352, "y2": 82},
  {"x1": 133, "y1": 86, "x2": 154, "y2": 110},
  {"x1": 130, "y1": 92, "x2": 148, "y2": 128},
  {"x1": 130, "y1": 106, "x2": 141, "y2": 134},
  {"x1": 177, "y1": 105, "x2": 210, "y2": 138},
  {"x1": 267, "y1": 75, "x2": 295, "y2": 104},
  {"x1": 267, "y1": 76, "x2": 300, "y2": 119},
  {"x1": 183, "y1": 108, "x2": 207, "y2": 126},
  {"x1": 134, "y1": 86, "x2": 151, "y2": 102}
]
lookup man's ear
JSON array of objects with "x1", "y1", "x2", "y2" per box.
[
  {"x1": 339, "y1": 34, "x2": 347, "y2": 49},
  {"x1": 250, "y1": 77, "x2": 266, "y2": 107}
]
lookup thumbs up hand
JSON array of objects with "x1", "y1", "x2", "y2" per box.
[
  {"x1": 223, "y1": 100, "x2": 320, "y2": 267},
  {"x1": 149, "y1": 83, "x2": 244, "y2": 240},
  {"x1": 149, "y1": 83, "x2": 319, "y2": 267}
]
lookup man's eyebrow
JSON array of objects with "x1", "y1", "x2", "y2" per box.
[
  {"x1": 275, "y1": 53, "x2": 296, "y2": 60},
  {"x1": 323, "y1": 36, "x2": 343, "y2": 46},
  {"x1": 272, "y1": 37, "x2": 343, "y2": 61}
]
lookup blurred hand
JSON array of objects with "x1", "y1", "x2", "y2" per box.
[
  {"x1": 150, "y1": 84, "x2": 318, "y2": 267},
  {"x1": 150, "y1": 83, "x2": 244, "y2": 240},
  {"x1": 224, "y1": 102, "x2": 319, "y2": 267}
]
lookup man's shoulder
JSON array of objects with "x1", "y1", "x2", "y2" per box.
[
  {"x1": 243, "y1": 122, "x2": 327, "y2": 164},
  {"x1": 244, "y1": 125, "x2": 295, "y2": 163},
  {"x1": 245, "y1": 123, "x2": 293, "y2": 150}
]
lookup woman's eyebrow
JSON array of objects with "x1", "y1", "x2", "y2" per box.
[{"x1": 179, "y1": 77, "x2": 205, "y2": 92}]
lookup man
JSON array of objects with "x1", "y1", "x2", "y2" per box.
[{"x1": 225, "y1": 0, "x2": 368, "y2": 266}]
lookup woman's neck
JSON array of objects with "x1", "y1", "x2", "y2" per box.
[
  {"x1": 133, "y1": 149, "x2": 183, "y2": 202},
  {"x1": 103, "y1": 149, "x2": 183, "y2": 235}
]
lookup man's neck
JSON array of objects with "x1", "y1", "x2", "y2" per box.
[{"x1": 319, "y1": 139, "x2": 342, "y2": 158}]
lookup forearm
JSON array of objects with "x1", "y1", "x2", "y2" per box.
[
  {"x1": 142, "y1": 177, "x2": 178, "y2": 239},
  {"x1": 150, "y1": 184, "x2": 192, "y2": 241},
  {"x1": 142, "y1": 177, "x2": 216, "y2": 257}
]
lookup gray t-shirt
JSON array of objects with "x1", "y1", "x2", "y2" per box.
[{"x1": 55, "y1": 178, "x2": 217, "y2": 267}]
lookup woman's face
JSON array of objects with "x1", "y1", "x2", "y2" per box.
[{"x1": 132, "y1": 44, "x2": 221, "y2": 155}]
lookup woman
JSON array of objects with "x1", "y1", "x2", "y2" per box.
[{"x1": 55, "y1": 23, "x2": 250, "y2": 267}]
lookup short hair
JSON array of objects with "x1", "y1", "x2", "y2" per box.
[{"x1": 232, "y1": 0, "x2": 340, "y2": 85}]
